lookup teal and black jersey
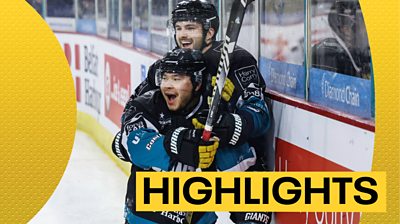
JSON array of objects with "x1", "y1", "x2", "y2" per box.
[
  {"x1": 128, "y1": 41, "x2": 273, "y2": 171},
  {"x1": 112, "y1": 88, "x2": 270, "y2": 224}
]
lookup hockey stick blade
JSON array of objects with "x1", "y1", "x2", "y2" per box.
[{"x1": 202, "y1": 0, "x2": 255, "y2": 141}]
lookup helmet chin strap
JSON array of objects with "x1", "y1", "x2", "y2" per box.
[
  {"x1": 200, "y1": 30, "x2": 209, "y2": 52},
  {"x1": 174, "y1": 33, "x2": 179, "y2": 48}
]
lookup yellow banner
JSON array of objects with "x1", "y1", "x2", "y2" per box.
[{"x1": 136, "y1": 172, "x2": 386, "y2": 212}]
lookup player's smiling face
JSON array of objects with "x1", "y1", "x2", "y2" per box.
[
  {"x1": 160, "y1": 72, "x2": 194, "y2": 111},
  {"x1": 175, "y1": 21, "x2": 204, "y2": 50}
]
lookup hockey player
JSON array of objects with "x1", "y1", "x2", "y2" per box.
[
  {"x1": 120, "y1": 1, "x2": 273, "y2": 223},
  {"x1": 134, "y1": 0, "x2": 266, "y2": 105},
  {"x1": 311, "y1": 0, "x2": 371, "y2": 79},
  {"x1": 112, "y1": 48, "x2": 270, "y2": 224},
  {"x1": 131, "y1": 0, "x2": 273, "y2": 170}
]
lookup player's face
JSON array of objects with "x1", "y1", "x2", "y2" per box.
[
  {"x1": 160, "y1": 72, "x2": 194, "y2": 111},
  {"x1": 175, "y1": 21, "x2": 204, "y2": 50}
]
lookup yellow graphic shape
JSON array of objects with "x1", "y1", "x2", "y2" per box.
[
  {"x1": 360, "y1": 0, "x2": 399, "y2": 223},
  {"x1": 0, "y1": 1, "x2": 76, "y2": 223}
]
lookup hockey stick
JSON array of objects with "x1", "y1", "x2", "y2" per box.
[
  {"x1": 202, "y1": 0, "x2": 255, "y2": 141},
  {"x1": 186, "y1": 2, "x2": 255, "y2": 223}
]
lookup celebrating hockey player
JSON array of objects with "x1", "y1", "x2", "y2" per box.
[
  {"x1": 134, "y1": 0, "x2": 266, "y2": 108},
  {"x1": 116, "y1": 0, "x2": 273, "y2": 223},
  {"x1": 131, "y1": 0, "x2": 273, "y2": 169},
  {"x1": 113, "y1": 48, "x2": 270, "y2": 223},
  {"x1": 113, "y1": 48, "x2": 218, "y2": 224}
]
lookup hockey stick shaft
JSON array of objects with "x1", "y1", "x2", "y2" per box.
[{"x1": 202, "y1": 0, "x2": 255, "y2": 141}]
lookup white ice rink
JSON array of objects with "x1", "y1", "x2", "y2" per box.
[
  {"x1": 29, "y1": 130, "x2": 233, "y2": 224},
  {"x1": 29, "y1": 130, "x2": 127, "y2": 224}
]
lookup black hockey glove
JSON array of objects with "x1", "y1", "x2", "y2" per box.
[
  {"x1": 111, "y1": 131, "x2": 131, "y2": 162},
  {"x1": 192, "y1": 110, "x2": 251, "y2": 148},
  {"x1": 164, "y1": 128, "x2": 219, "y2": 169}
]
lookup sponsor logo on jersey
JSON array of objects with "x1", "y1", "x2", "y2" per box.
[
  {"x1": 160, "y1": 211, "x2": 186, "y2": 224},
  {"x1": 146, "y1": 134, "x2": 162, "y2": 150},
  {"x1": 244, "y1": 212, "x2": 270, "y2": 223},
  {"x1": 243, "y1": 86, "x2": 263, "y2": 100},
  {"x1": 124, "y1": 112, "x2": 146, "y2": 135},
  {"x1": 234, "y1": 65, "x2": 259, "y2": 90}
]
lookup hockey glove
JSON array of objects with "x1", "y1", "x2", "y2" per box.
[
  {"x1": 193, "y1": 111, "x2": 251, "y2": 148},
  {"x1": 192, "y1": 110, "x2": 207, "y2": 129},
  {"x1": 111, "y1": 131, "x2": 131, "y2": 162},
  {"x1": 211, "y1": 76, "x2": 234, "y2": 102},
  {"x1": 164, "y1": 128, "x2": 219, "y2": 169}
]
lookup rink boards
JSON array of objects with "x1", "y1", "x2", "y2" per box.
[{"x1": 270, "y1": 92, "x2": 374, "y2": 224}]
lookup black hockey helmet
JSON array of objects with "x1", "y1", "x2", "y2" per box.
[
  {"x1": 169, "y1": 0, "x2": 219, "y2": 40},
  {"x1": 171, "y1": 0, "x2": 219, "y2": 33},
  {"x1": 156, "y1": 48, "x2": 206, "y2": 88}
]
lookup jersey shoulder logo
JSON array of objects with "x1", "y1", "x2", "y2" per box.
[
  {"x1": 124, "y1": 112, "x2": 146, "y2": 135},
  {"x1": 234, "y1": 65, "x2": 259, "y2": 90}
]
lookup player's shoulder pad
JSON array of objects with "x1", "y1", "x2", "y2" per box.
[
  {"x1": 209, "y1": 41, "x2": 256, "y2": 60},
  {"x1": 230, "y1": 45, "x2": 257, "y2": 68},
  {"x1": 210, "y1": 41, "x2": 223, "y2": 53},
  {"x1": 122, "y1": 93, "x2": 160, "y2": 136},
  {"x1": 125, "y1": 89, "x2": 160, "y2": 121},
  {"x1": 233, "y1": 44, "x2": 256, "y2": 60}
]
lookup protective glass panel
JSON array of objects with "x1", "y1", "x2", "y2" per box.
[
  {"x1": 47, "y1": 0, "x2": 74, "y2": 17},
  {"x1": 134, "y1": 0, "x2": 150, "y2": 50},
  {"x1": 108, "y1": 0, "x2": 120, "y2": 39},
  {"x1": 122, "y1": 0, "x2": 133, "y2": 31},
  {"x1": 76, "y1": 0, "x2": 96, "y2": 34},
  {"x1": 260, "y1": 0, "x2": 306, "y2": 99},
  {"x1": 151, "y1": 0, "x2": 169, "y2": 54},
  {"x1": 97, "y1": 0, "x2": 107, "y2": 18},
  {"x1": 222, "y1": 0, "x2": 255, "y2": 55},
  {"x1": 134, "y1": 0, "x2": 149, "y2": 30},
  {"x1": 78, "y1": 0, "x2": 95, "y2": 19},
  {"x1": 309, "y1": 0, "x2": 374, "y2": 118}
]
